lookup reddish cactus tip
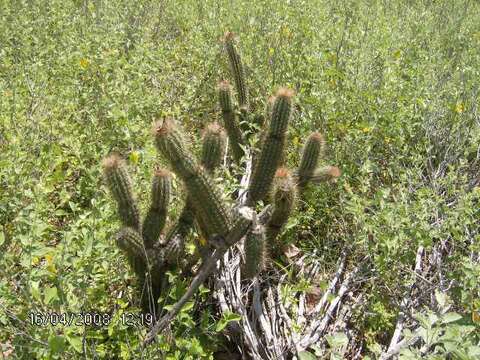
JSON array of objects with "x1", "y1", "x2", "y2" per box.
[
  {"x1": 275, "y1": 167, "x2": 290, "y2": 178},
  {"x1": 309, "y1": 132, "x2": 324, "y2": 141},
  {"x1": 102, "y1": 153, "x2": 123, "y2": 170},
  {"x1": 217, "y1": 79, "x2": 231, "y2": 90},
  {"x1": 267, "y1": 96, "x2": 276, "y2": 105},
  {"x1": 205, "y1": 122, "x2": 224, "y2": 134},
  {"x1": 276, "y1": 87, "x2": 295, "y2": 99},
  {"x1": 152, "y1": 117, "x2": 175, "y2": 137},
  {"x1": 222, "y1": 31, "x2": 236, "y2": 43},
  {"x1": 154, "y1": 168, "x2": 171, "y2": 178},
  {"x1": 329, "y1": 166, "x2": 341, "y2": 178}
]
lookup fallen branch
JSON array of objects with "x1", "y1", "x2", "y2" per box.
[
  {"x1": 381, "y1": 246, "x2": 424, "y2": 360},
  {"x1": 143, "y1": 207, "x2": 256, "y2": 345}
]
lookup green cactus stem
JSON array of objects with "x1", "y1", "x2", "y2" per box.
[
  {"x1": 153, "y1": 117, "x2": 231, "y2": 238},
  {"x1": 115, "y1": 227, "x2": 148, "y2": 278},
  {"x1": 266, "y1": 168, "x2": 297, "y2": 254},
  {"x1": 102, "y1": 154, "x2": 141, "y2": 231},
  {"x1": 218, "y1": 80, "x2": 245, "y2": 163},
  {"x1": 142, "y1": 168, "x2": 171, "y2": 248},
  {"x1": 201, "y1": 122, "x2": 227, "y2": 172},
  {"x1": 247, "y1": 88, "x2": 294, "y2": 205},
  {"x1": 297, "y1": 132, "x2": 326, "y2": 187},
  {"x1": 223, "y1": 31, "x2": 248, "y2": 109},
  {"x1": 243, "y1": 224, "x2": 266, "y2": 279}
]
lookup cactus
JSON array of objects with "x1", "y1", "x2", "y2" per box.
[
  {"x1": 100, "y1": 32, "x2": 342, "y2": 339},
  {"x1": 223, "y1": 32, "x2": 248, "y2": 109},
  {"x1": 153, "y1": 117, "x2": 231, "y2": 238},
  {"x1": 297, "y1": 132, "x2": 326, "y2": 187},
  {"x1": 102, "y1": 154, "x2": 141, "y2": 231},
  {"x1": 142, "y1": 168, "x2": 171, "y2": 248},
  {"x1": 218, "y1": 80, "x2": 245, "y2": 163},
  {"x1": 243, "y1": 223, "x2": 266, "y2": 279},
  {"x1": 247, "y1": 88, "x2": 294, "y2": 205},
  {"x1": 266, "y1": 168, "x2": 297, "y2": 254}
]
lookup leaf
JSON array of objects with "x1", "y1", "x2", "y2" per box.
[
  {"x1": 326, "y1": 332, "x2": 348, "y2": 349},
  {"x1": 44, "y1": 286, "x2": 58, "y2": 304},
  {"x1": 442, "y1": 312, "x2": 462, "y2": 324},
  {"x1": 66, "y1": 335, "x2": 83, "y2": 353},
  {"x1": 435, "y1": 290, "x2": 447, "y2": 309},
  {"x1": 298, "y1": 351, "x2": 317, "y2": 360},
  {"x1": 49, "y1": 335, "x2": 65, "y2": 354},
  {"x1": 216, "y1": 312, "x2": 241, "y2": 332}
]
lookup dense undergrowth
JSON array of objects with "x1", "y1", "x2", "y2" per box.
[{"x1": 1, "y1": 0, "x2": 479, "y2": 358}]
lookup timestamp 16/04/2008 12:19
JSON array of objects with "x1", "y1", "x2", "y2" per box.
[{"x1": 29, "y1": 311, "x2": 154, "y2": 327}]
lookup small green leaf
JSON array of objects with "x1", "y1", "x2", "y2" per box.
[
  {"x1": 31, "y1": 281, "x2": 41, "y2": 301},
  {"x1": 49, "y1": 335, "x2": 65, "y2": 354},
  {"x1": 44, "y1": 286, "x2": 58, "y2": 304},
  {"x1": 326, "y1": 332, "x2": 349, "y2": 349},
  {"x1": 66, "y1": 335, "x2": 83, "y2": 353},
  {"x1": 442, "y1": 312, "x2": 462, "y2": 324},
  {"x1": 298, "y1": 351, "x2": 317, "y2": 360}
]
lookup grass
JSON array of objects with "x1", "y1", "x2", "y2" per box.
[{"x1": 1, "y1": 0, "x2": 479, "y2": 358}]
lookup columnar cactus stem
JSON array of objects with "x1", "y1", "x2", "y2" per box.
[
  {"x1": 223, "y1": 31, "x2": 248, "y2": 109},
  {"x1": 102, "y1": 154, "x2": 141, "y2": 231},
  {"x1": 247, "y1": 88, "x2": 294, "y2": 205},
  {"x1": 142, "y1": 168, "x2": 171, "y2": 248},
  {"x1": 153, "y1": 118, "x2": 231, "y2": 238},
  {"x1": 218, "y1": 80, "x2": 245, "y2": 163},
  {"x1": 266, "y1": 168, "x2": 297, "y2": 254},
  {"x1": 297, "y1": 132, "x2": 326, "y2": 187},
  {"x1": 115, "y1": 227, "x2": 148, "y2": 278},
  {"x1": 243, "y1": 224, "x2": 266, "y2": 279},
  {"x1": 201, "y1": 122, "x2": 227, "y2": 172}
]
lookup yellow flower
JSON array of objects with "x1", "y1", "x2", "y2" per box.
[
  {"x1": 31, "y1": 256, "x2": 40, "y2": 266},
  {"x1": 385, "y1": 137, "x2": 391, "y2": 144},
  {"x1": 454, "y1": 102, "x2": 464, "y2": 114},
  {"x1": 45, "y1": 254, "x2": 57, "y2": 274},
  {"x1": 79, "y1": 58, "x2": 89, "y2": 69},
  {"x1": 362, "y1": 127, "x2": 371, "y2": 133},
  {"x1": 129, "y1": 151, "x2": 140, "y2": 165}
]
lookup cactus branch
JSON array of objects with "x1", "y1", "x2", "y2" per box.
[
  {"x1": 223, "y1": 31, "x2": 248, "y2": 109},
  {"x1": 142, "y1": 168, "x2": 171, "y2": 248},
  {"x1": 247, "y1": 88, "x2": 294, "y2": 204},
  {"x1": 102, "y1": 154, "x2": 141, "y2": 231},
  {"x1": 218, "y1": 80, "x2": 245, "y2": 163},
  {"x1": 153, "y1": 117, "x2": 231, "y2": 238},
  {"x1": 266, "y1": 168, "x2": 297, "y2": 255}
]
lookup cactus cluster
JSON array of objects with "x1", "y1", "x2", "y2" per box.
[{"x1": 102, "y1": 32, "x2": 341, "y2": 315}]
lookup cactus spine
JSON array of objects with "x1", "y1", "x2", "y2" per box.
[
  {"x1": 218, "y1": 80, "x2": 245, "y2": 163},
  {"x1": 142, "y1": 169, "x2": 171, "y2": 248},
  {"x1": 266, "y1": 168, "x2": 297, "y2": 254},
  {"x1": 153, "y1": 118, "x2": 231, "y2": 238},
  {"x1": 247, "y1": 88, "x2": 294, "y2": 205},
  {"x1": 297, "y1": 132, "x2": 326, "y2": 187},
  {"x1": 102, "y1": 154, "x2": 141, "y2": 231}
]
